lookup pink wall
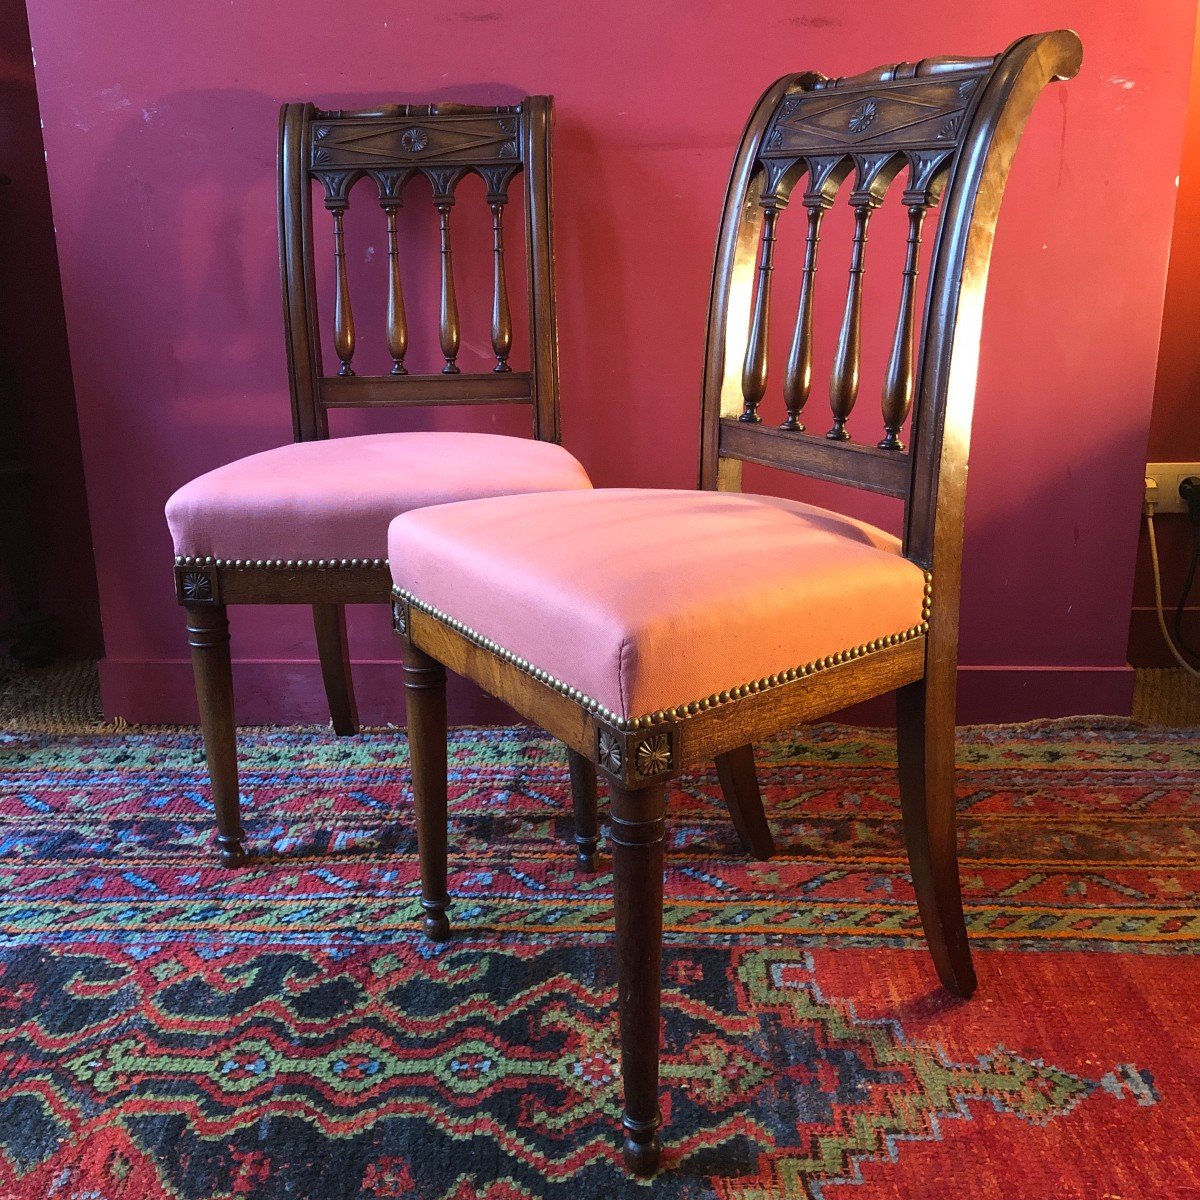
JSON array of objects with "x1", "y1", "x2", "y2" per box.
[
  {"x1": 24, "y1": 0, "x2": 1197, "y2": 725},
  {"x1": 1129, "y1": 15, "x2": 1200, "y2": 667}
]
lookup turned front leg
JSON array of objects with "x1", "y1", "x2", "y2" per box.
[
  {"x1": 609, "y1": 779, "x2": 667, "y2": 1174},
  {"x1": 402, "y1": 642, "x2": 450, "y2": 942},
  {"x1": 186, "y1": 603, "x2": 245, "y2": 867}
]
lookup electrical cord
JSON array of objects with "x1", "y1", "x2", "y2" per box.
[
  {"x1": 1145, "y1": 502, "x2": 1200, "y2": 678},
  {"x1": 1173, "y1": 537, "x2": 1200, "y2": 660}
]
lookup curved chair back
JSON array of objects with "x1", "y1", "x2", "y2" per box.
[
  {"x1": 279, "y1": 98, "x2": 560, "y2": 443},
  {"x1": 699, "y1": 32, "x2": 1082, "y2": 649}
]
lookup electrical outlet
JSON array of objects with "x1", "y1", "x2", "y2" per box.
[{"x1": 1146, "y1": 462, "x2": 1200, "y2": 513}]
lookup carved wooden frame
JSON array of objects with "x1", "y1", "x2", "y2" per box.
[
  {"x1": 393, "y1": 32, "x2": 1083, "y2": 1176},
  {"x1": 169, "y1": 97, "x2": 570, "y2": 877}
]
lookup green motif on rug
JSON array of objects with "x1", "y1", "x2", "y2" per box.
[{"x1": 0, "y1": 721, "x2": 1188, "y2": 1197}]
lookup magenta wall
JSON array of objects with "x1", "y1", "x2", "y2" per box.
[
  {"x1": 1129, "y1": 16, "x2": 1200, "y2": 666},
  {"x1": 24, "y1": 0, "x2": 1196, "y2": 725}
]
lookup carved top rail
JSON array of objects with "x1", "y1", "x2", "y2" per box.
[
  {"x1": 279, "y1": 96, "x2": 561, "y2": 444},
  {"x1": 759, "y1": 56, "x2": 992, "y2": 169},
  {"x1": 309, "y1": 106, "x2": 523, "y2": 207}
]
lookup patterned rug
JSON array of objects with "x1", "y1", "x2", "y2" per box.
[{"x1": 0, "y1": 720, "x2": 1197, "y2": 1199}]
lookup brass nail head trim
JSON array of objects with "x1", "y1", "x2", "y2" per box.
[{"x1": 394, "y1": 569, "x2": 931, "y2": 731}]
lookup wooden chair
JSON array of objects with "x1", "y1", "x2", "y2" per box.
[
  {"x1": 389, "y1": 33, "x2": 1082, "y2": 1172},
  {"x1": 165, "y1": 98, "x2": 605, "y2": 867}
]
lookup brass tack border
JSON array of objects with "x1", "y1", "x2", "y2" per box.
[
  {"x1": 174, "y1": 555, "x2": 388, "y2": 570},
  {"x1": 394, "y1": 570, "x2": 931, "y2": 732}
]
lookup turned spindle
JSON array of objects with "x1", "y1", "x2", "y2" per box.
[
  {"x1": 384, "y1": 204, "x2": 408, "y2": 375},
  {"x1": 490, "y1": 198, "x2": 512, "y2": 372},
  {"x1": 880, "y1": 205, "x2": 927, "y2": 450},
  {"x1": 331, "y1": 209, "x2": 355, "y2": 376},
  {"x1": 827, "y1": 202, "x2": 873, "y2": 440},
  {"x1": 781, "y1": 204, "x2": 826, "y2": 431},
  {"x1": 437, "y1": 200, "x2": 460, "y2": 374},
  {"x1": 739, "y1": 203, "x2": 781, "y2": 424}
]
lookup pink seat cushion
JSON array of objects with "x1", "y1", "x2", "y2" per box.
[
  {"x1": 388, "y1": 489, "x2": 928, "y2": 722},
  {"x1": 166, "y1": 432, "x2": 592, "y2": 562}
]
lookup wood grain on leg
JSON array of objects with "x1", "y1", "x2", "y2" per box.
[
  {"x1": 403, "y1": 641, "x2": 450, "y2": 942},
  {"x1": 715, "y1": 743, "x2": 775, "y2": 860},
  {"x1": 186, "y1": 604, "x2": 245, "y2": 867},
  {"x1": 567, "y1": 748, "x2": 600, "y2": 872},
  {"x1": 313, "y1": 602, "x2": 358, "y2": 736},
  {"x1": 610, "y1": 779, "x2": 666, "y2": 1175},
  {"x1": 896, "y1": 673, "x2": 976, "y2": 997}
]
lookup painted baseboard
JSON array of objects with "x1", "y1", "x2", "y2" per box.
[
  {"x1": 99, "y1": 658, "x2": 517, "y2": 728},
  {"x1": 99, "y1": 657, "x2": 1134, "y2": 728},
  {"x1": 842, "y1": 664, "x2": 1134, "y2": 725}
]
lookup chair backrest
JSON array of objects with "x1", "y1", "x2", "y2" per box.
[
  {"x1": 699, "y1": 32, "x2": 1081, "y2": 599},
  {"x1": 279, "y1": 98, "x2": 560, "y2": 443}
]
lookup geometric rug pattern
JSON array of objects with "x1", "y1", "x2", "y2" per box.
[{"x1": 0, "y1": 719, "x2": 1197, "y2": 1198}]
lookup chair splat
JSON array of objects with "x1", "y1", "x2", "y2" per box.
[
  {"x1": 376, "y1": 173, "x2": 409, "y2": 376},
  {"x1": 780, "y1": 156, "x2": 845, "y2": 432},
  {"x1": 827, "y1": 192, "x2": 871, "y2": 440},
  {"x1": 737, "y1": 201, "x2": 779, "y2": 424},
  {"x1": 780, "y1": 206, "x2": 820, "y2": 432},
  {"x1": 828, "y1": 153, "x2": 907, "y2": 441},
  {"x1": 426, "y1": 168, "x2": 463, "y2": 374},
  {"x1": 881, "y1": 203, "x2": 926, "y2": 450},
  {"x1": 317, "y1": 176, "x2": 357, "y2": 377},
  {"x1": 480, "y1": 165, "x2": 520, "y2": 372}
]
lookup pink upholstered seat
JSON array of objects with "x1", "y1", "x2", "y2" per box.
[
  {"x1": 388, "y1": 488, "x2": 928, "y2": 724},
  {"x1": 166, "y1": 431, "x2": 592, "y2": 562}
]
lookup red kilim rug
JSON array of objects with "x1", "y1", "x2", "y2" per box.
[{"x1": 0, "y1": 718, "x2": 1197, "y2": 1198}]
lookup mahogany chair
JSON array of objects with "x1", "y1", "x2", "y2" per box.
[
  {"x1": 165, "y1": 98, "x2": 604, "y2": 867},
  {"x1": 389, "y1": 33, "x2": 1081, "y2": 1172}
]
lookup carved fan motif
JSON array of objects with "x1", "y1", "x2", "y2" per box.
[
  {"x1": 847, "y1": 100, "x2": 878, "y2": 133},
  {"x1": 400, "y1": 127, "x2": 429, "y2": 153},
  {"x1": 599, "y1": 730, "x2": 624, "y2": 774},
  {"x1": 937, "y1": 113, "x2": 964, "y2": 139},
  {"x1": 181, "y1": 572, "x2": 213, "y2": 602},
  {"x1": 634, "y1": 735, "x2": 672, "y2": 777}
]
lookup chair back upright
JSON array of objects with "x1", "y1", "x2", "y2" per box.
[
  {"x1": 699, "y1": 32, "x2": 1082, "y2": 635},
  {"x1": 279, "y1": 98, "x2": 560, "y2": 443}
]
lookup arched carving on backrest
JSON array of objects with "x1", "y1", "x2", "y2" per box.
[
  {"x1": 699, "y1": 31, "x2": 1083, "y2": 598},
  {"x1": 278, "y1": 97, "x2": 560, "y2": 444}
]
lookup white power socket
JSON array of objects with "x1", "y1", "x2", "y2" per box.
[{"x1": 1146, "y1": 462, "x2": 1200, "y2": 513}]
